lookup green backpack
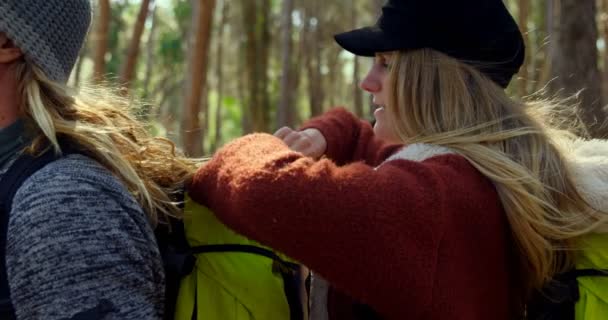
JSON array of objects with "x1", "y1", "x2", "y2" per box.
[
  {"x1": 158, "y1": 196, "x2": 307, "y2": 320},
  {"x1": 527, "y1": 233, "x2": 608, "y2": 320},
  {"x1": 526, "y1": 138, "x2": 608, "y2": 320}
]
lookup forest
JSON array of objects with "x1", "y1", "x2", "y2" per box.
[{"x1": 82, "y1": 0, "x2": 608, "y2": 156}]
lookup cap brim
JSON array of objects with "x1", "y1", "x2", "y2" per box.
[{"x1": 334, "y1": 26, "x2": 401, "y2": 57}]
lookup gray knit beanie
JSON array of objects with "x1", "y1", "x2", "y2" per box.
[{"x1": 0, "y1": 0, "x2": 92, "y2": 83}]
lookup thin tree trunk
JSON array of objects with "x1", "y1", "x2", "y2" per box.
[
  {"x1": 351, "y1": 4, "x2": 363, "y2": 117},
  {"x1": 602, "y1": 0, "x2": 608, "y2": 104},
  {"x1": 553, "y1": 0, "x2": 605, "y2": 137},
  {"x1": 182, "y1": 0, "x2": 217, "y2": 156},
  {"x1": 212, "y1": 0, "x2": 228, "y2": 151},
  {"x1": 517, "y1": 0, "x2": 530, "y2": 96},
  {"x1": 93, "y1": 0, "x2": 110, "y2": 83},
  {"x1": 538, "y1": 0, "x2": 556, "y2": 88},
  {"x1": 309, "y1": 0, "x2": 324, "y2": 117},
  {"x1": 256, "y1": 0, "x2": 272, "y2": 132},
  {"x1": 243, "y1": 0, "x2": 257, "y2": 134},
  {"x1": 143, "y1": 3, "x2": 158, "y2": 101},
  {"x1": 119, "y1": 0, "x2": 153, "y2": 88},
  {"x1": 277, "y1": 0, "x2": 295, "y2": 128}
]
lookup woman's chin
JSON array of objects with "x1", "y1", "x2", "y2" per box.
[{"x1": 373, "y1": 106, "x2": 385, "y2": 118}]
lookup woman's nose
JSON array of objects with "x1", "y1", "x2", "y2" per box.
[{"x1": 360, "y1": 70, "x2": 381, "y2": 93}]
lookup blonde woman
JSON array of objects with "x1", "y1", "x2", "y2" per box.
[
  {"x1": 187, "y1": 0, "x2": 608, "y2": 319},
  {"x1": 0, "y1": 1, "x2": 194, "y2": 319}
]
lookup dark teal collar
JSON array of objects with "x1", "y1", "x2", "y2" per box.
[{"x1": 0, "y1": 120, "x2": 27, "y2": 170}]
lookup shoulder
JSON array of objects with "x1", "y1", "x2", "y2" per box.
[
  {"x1": 16, "y1": 154, "x2": 137, "y2": 202},
  {"x1": 9, "y1": 153, "x2": 154, "y2": 249},
  {"x1": 382, "y1": 143, "x2": 500, "y2": 208},
  {"x1": 382, "y1": 143, "x2": 482, "y2": 180},
  {"x1": 13, "y1": 155, "x2": 141, "y2": 215}
]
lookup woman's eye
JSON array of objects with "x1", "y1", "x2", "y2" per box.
[{"x1": 375, "y1": 56, "x2": 392, "y2": 70}]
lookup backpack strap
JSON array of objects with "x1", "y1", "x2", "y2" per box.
[
  {"x1": 527, "y1": 268, "x2": 608, "y2": 320},
  {"x1": 0, "y1": 150, "x2": 59, "y2": 320},
  {"x1": 189, "y1": 244, "x2": 305, "y2": 320}
]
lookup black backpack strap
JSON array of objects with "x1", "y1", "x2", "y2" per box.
[
  {"x1": 190, "y1": 244, "x2": 305, "y2": 320},
  {"x1": 0, "y1": 150, "x2": 59, "y2": 320},
  {"x1": 527, "y1": 268, "x2": 608, "y2": 320}
]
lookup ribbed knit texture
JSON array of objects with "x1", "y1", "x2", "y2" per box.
[{"x1": 0, "y1": 0, "x2": 91, "y2": 82}]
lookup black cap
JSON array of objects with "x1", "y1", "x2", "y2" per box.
[{"x1": 335, "y1": 0, "x2": 525, "y2": 88}]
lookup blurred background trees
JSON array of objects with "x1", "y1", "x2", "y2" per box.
[{"x1": 78, "y1": 0, "x2": 608, "y2": 156}]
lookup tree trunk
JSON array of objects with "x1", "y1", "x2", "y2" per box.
[
  {"x1": 142, "y1": 3, "x2": 158, "y2": 101},
  {"x1": 538, "y1": 0, "x2": 556, "y2": 88},
  {"x1": 351, "y1": 4, "x2": 363, "y2": 117},
  {"x1": 93, "y1": 0, "x2": 110, "y2": 83},
  {"x1": 182, "y1": 0, "x2": 217, "y2": 156},
  {"x1": 306, "y1": 0, "x2": 324, "y2": 117},
  {"x1": 277, "y1": 0, "x2": 295, "y2": 128},
  {"x1": 602, "y1": 0, "x2": 608, "y2": 104},
  {"x1": 553, "y1": 0, "x2": 605, "y2": 137},
  {"x1": 243, "y1": 0, "x2": 257, "y2": 134},
  {"x1": 517, "y1": 0, "x2": 530, "y2": 96},
  {"x1": 119, "y1": 0, "x2": 153, "y2": 88},
  {"x1": 212, "y1": 0, "x2": 229, "y2": 151},
  {"x1": 242, "y1": 0, "x2": 271, "y2": 133},
  {"x1": 256, "y1": 0, "x2": 272, "y2": 132}
]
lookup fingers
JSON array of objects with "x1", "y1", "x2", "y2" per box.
[
  {"x1": 290, "y1": 139, "x2": 312, "y2": 153},
  {"x1": 283, "y1": 132, "x2": 303, "y2": 147},
  {"x1": 274, "y1": 126, "x2": 294, "y2": 139},
  {"x1": 274, "y1": 127, "x2": 327, "y2": 159}
]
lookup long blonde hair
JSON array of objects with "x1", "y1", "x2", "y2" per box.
[
  {"x1": 13, "y1": 59, "x2": 198, "y2": 226},
  {"x1": 385, "y1": 49, "x2": 607, "y2": 294}
]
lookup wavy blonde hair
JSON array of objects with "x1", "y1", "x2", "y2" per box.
[
  {"x1": 13, "y1": 59, "x2": 198, "y2": 226},
  {"x1": 384, "y1": 49, "x2": 607, "y2": 295}
]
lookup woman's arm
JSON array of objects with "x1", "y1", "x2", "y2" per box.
[
  {"x1": 7, "y1": 155, "x2": 164, "y2": 320},
  {"x1": 188, "y1": 134, "x2": 475, "y2": 316}
]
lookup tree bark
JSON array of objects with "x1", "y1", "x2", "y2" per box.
[
  {"x1": 517, "y1": 0, "x2": 530, "y2": 96},
  {"x1": 182, "y1": 0, "x2": 217, "y2": 156},
  {"x1": 256, "y1": 0, "x2": 272, "y2": 132},
  {"x1": 277, "y1": 0, "x2": 295, "y2": 128},
  {"x1": 119, "y1": 0, "x2": 153, "y2": 88},
  {"x1": 93, "y1": 0, "x2": 111, "y2": 83},
  {"x1": 351, "y1": 4, "x2": 364, "y2": 117},
  {"x1": 305, "y1": 0, "x2": 324, "y2": 117},
  {"x1": 142, "y1": 3, "x2": 158, "y2": 101},
  {"x1": 212, "y1": 0, "x2": 229, "y2": 151},
  {"x1": 553, "y1": 0, "x2": 605, "y2": 137},
  {"x1": 242, "y1": 0, "x2": 257, "y2": 134},
  {"x1": 601, "y1": 0, "x2": 608, "y2": 104}
]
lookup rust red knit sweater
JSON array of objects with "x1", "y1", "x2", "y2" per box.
[{"x1": 188, "y1": 108, "x2": 521, "y2": 319}]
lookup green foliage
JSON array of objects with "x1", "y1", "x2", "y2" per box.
[{"x1": 85, "y1": 0, "x2": 596, "y2": 151}]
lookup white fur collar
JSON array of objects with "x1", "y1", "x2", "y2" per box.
[
  {"x1": 560, "y1": 139, "x2": 608, "y2": 213},
  {"x1": 384, "y1": 143, "x2": 455, "y2": 163}
]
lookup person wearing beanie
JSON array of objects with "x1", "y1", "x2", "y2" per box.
[
  {"x1": 0, "y1": 1, "x2": 196, "y2": 319},
  {"x1": 186, "y1": 0, "x2": 608, "y2": 319}
]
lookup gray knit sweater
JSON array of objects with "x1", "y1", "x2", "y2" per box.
[{"x1": 0, "y1": 154, "x2": 165, "y2": 319}]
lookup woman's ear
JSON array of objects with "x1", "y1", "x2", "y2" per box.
[{"x1": 0, "y1": 33, "x2": 23, "y2": 64}]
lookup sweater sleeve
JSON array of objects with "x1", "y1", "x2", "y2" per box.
[
  {"x1": 299, "y1": 107, "x2": 401, "y2": 166},
  {"x1": 188, "y1": 133, "x2": 459, "y2": 317},
  {"x1": 7, "y1": 155, "x2": 165, "y2": 320}
]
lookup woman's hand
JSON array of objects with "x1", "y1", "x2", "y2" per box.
[{"x1": 274, "y1": 127, "x2": 327, "y2": 159}]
